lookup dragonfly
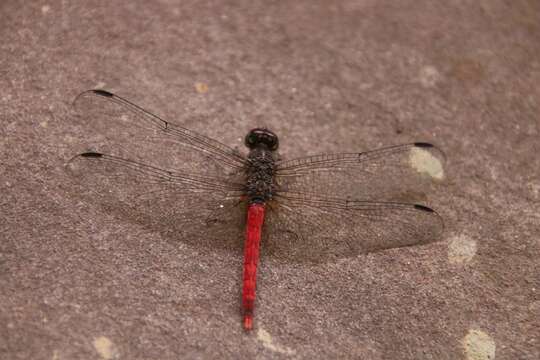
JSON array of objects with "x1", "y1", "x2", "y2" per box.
[{"x1": 67, "y1": 89, "x2": 445, "y2": 331}]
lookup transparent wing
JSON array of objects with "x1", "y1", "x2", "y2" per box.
[
  {"x1": 68, "y1": 89, "x2": 251, "y2": 251},
  {"x1": 66, "y1": 151, "x2": 248, "y2": 253},
  {"x1": 275, "y1": 143, "x2": 445, "y2": 203},
  {"x1": 263, "y1": 192, "x2": 444, "y2": 263},
  {"x1": 72, "y1": 89, "x2": 246, "y2": 177}
]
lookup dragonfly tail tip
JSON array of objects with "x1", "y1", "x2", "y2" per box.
[{"x1": 243, "y1": 315, "x2": 253, "y2": 331}]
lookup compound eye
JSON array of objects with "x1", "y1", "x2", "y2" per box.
[
  {"x1": 267, "y1": 136, "x2": 279, "y2": 151},
  {"x1": 245, "y1": 132, "x2": 257, "y2": 148}
]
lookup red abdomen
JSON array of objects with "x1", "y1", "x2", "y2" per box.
[{"x1": 242, "y1": 203, "x2": 266, "y2": 330}]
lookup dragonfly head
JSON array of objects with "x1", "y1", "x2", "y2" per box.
[{"x1": 245, "y1": 128, "x2": 279, "y2": 151}]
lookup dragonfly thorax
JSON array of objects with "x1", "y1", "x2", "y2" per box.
[{"x1": 245, "y1": 146, "x2": 277, "y2": 203}]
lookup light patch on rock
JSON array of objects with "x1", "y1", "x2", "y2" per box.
[
  {"x1": 448, "y1": 235, "x2": 477, "y2": 264},
  {"x1": 419, "y1": 66, "x2": 442, "y2": 88},
  {"x1": 528, "y1": 300, "x2": 540, "y2": 312},
  {"x1": 42, "y1": 5, "x2": 51, "y2": 14},
  {"x1": 257, "y1": 328, "x2": 295, "y2": 356},
  {"x1": 40, "y1": 120, "x2": 48, "y2": 128},
  {"x1": 527, "y1": 181, "x2": 540, "y2": 200},
  {"x1": 463, "y1": 329, "x2": 495, "y2": 360},
  {"x1": 195, "y1": 82, "x2": 209, "y2": 94},
  {"x1": 409, "y1": 147, "x2": 445, "y2": 180},
  {"x1": 64, "y1": 134, "x2": 75, "y2": 144},
  {"x1": 93, "y1": 336, "x2": 119, "y2": 360},
  {"x1": 52, "y1": 350, "x2": 60, "y2": 360}
]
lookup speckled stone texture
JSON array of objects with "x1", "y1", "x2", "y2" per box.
[{"x1": 1, "y1": 1, "x2": 539, "y2": 359}]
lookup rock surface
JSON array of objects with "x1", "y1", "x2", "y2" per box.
[{"x1": 1, "y1": 1, "x2": 539, "y2": 359}]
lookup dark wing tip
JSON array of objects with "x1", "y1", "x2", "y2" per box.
[
  {"x1": 413, "y1": 142, "x2": 447, "y2": 162},
  {"x1": 414, "y1": 204, "x2": 445, "y2": 236},
  {"x1": 72, "y1": 89, "x2": 114, "y2": 106},
  {"x1": 414, "y1": 204, "x2": 435, "y2": 212},
  {"x1": 65, "y1": 151, "x2": 104, "y2": 171},
  {"x1": 414, "y1": 142, "x2": 434, "y2": 148},
  {"x1": 80, "y1": 151, "x2": 103, "y2": 158},
  {"x1": 92, "y1": 89, "x2": 114, "y2": 97}
]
